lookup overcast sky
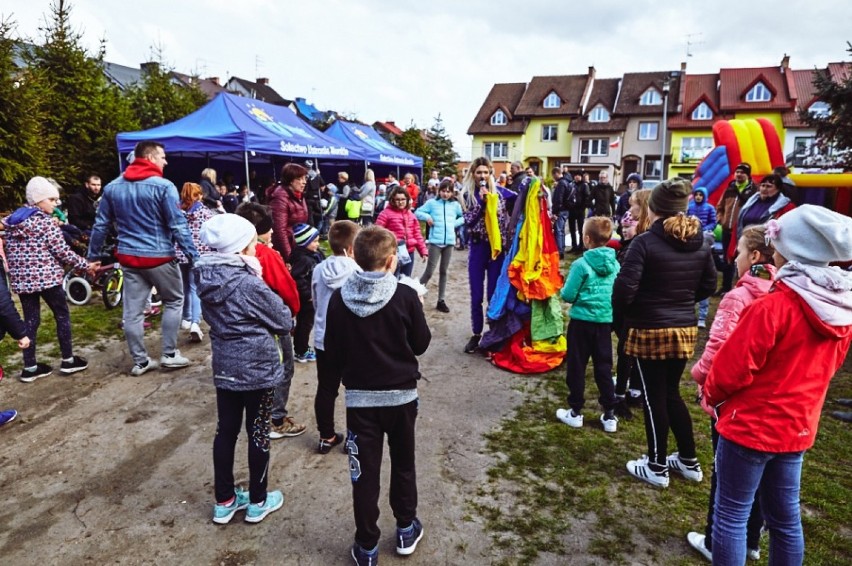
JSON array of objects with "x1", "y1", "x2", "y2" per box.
[{"x1": 3, "y1": 0, "x2": 850, "y2": 160}]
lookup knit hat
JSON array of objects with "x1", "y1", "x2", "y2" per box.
[
  {"x1": 648, "y1": 179, "x2": 692, "y2": 216},
  {"x1": 293, "y1": 223, "x2": 319, "y2": 247},
  {"x1": 26, "y1": 176, "x2": 60, "y2": 205},
  {"x1": 735, "y1": 162, "x2": 752, "y2": 176},
  {"x1": 626, "y1": 173, "x2": 643, "y2": 186},
  {"x1": 767, "y1": 205, "x2": 852, "y2": 266},
  {"x1": 200, "y1": 213, "x2": 257, "y2": 254}
]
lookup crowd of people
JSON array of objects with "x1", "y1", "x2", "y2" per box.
[{"x1": 1, "y1": 145, "x2": 851, "y2": 565}]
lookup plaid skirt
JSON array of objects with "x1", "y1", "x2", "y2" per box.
[{"x1": 624, "y1": 326, "x2": 698, "y2": 360}]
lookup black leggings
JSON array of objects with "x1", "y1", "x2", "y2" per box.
[
  {"x1": 213, "y1": 388, "x2": 274, "y2": 504},
  {"x1": 293, "y1": 299, "x2": 315, "y2": 356},
  {"x1": 19, "y1": 285, "x2": 73, "y2": 367}
]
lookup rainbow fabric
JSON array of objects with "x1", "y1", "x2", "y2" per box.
[{"x1": 483, "y1": 192, "x2": 502, "y2": 259}]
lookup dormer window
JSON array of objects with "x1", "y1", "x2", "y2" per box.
[
  {"x1": 589, "y1": 105, "x2": 610, "y2": 122},
  {"x1": 691, "y1": 102, "x2": 713, "y2": 120},
  {"x1": 490, "y1": 109, "x2": 507, "y2": 125},
  {"x1": 808, "y1": 101, "x2": 830, "y2": 118},
  {"x1": 745, "y1": 82, "x2": 771, "y2": 102},
  {"x1": 543, "y1": 91, "x2": 561, "y2": 108},
  {"x1": 639, "y1": 88, "x2": 662, "y2": 105}
]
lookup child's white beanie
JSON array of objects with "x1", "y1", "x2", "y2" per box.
[
  {"x1": 200, "y1": 214, "x2": 256, "y2": 254},
  {"x1": 768, "y1": 205, "x2": 852, "y2": 266},
  {"x1": 26, "y1": 176, "x2": 60, "y2": 205}
]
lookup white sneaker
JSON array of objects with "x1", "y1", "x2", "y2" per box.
[
  {"x1": 189, "y1": 323, "x2": 203, "y2": 343},
  {"x1": 555, "y1": 408, "x2": 583, "y2": 428},
  {"x1": 666, "y1": 452, "x2": 704, "y2": 482},
  {"x1": 626, "y1": 455, "x2": 670, "y2": 488},
  {"x1": 600, "y1": 413, "x2": 618, "y2": 433},
  {"x1": 747, "y1": 548, "x2": 761, "y2": 561},
  {"x1": 687, "y1": 532, "x2": 712, "y2": 562},
  {"x1": 697, "y1": 319, "x2": 707, "y2": 329},
  {"x1": 130, "y1": 357, "x2": 160, "y2": 376},
  {"x1": 180, "y1": 319, "x2": 191, "y2": 330},
  {"x1": 161, "y1": 350, "x2": 191, "y2": 368}
]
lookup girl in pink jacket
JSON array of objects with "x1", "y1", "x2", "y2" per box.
[
  {"x1": 376, "y1": 186, "x2": 427, "y2": 278},
  {"x1": 687, "y1": 224, "x2": 775, "y2": 562}
]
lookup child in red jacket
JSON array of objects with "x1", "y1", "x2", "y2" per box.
[{"x1": 236, "y1": 203, "x2": 306, "y2": 439}]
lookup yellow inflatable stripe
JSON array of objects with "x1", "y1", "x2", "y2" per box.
[
  {"x1": 745, "y1": 119, "x2": 771, "y2": 174},
  {"x1": 730, "y1": 120, "x2": 755, "y2": 169}
]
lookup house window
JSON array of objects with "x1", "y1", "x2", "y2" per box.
[
  {"x1": 490, "y1": 110, "x2": 507, "y2": 126},
  {"x1": 644, "y1": 158, "x2": 662, "y2": 180},
  {"x1": 589, "y1": 105, "x2": 610, "y2": 122},
  {"x1": 639, "y1": 88, "x2": 662, "y2": 105},
  {"x1": 638, "y1": 122, "x2": 659, "y2": 141},
  {"x1": 543, "y1": 91, "x2": 561, "y2": 108},
  {"x1": 808, "y1": 101, "x2": 830, "y2": 118},
  {"x1": 541, "y1": 124, "x2": 558, "y2": 142},
  {"x1": 580, "y1": 138, "x2": 608, "y2": 157},
  {"x1": 484, "y1": 142, "x2": 508, "y2": 160},
  {"x1": 680, "y1": 137, "x2": 713, "y2": 161},
  {"x1": 745, "y1": 82, "x2": 771, "y2": 102},
  {"x1": 691, "y1": 102, "x2": 713, "y2": 120}
]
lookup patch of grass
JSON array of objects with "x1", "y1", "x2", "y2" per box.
[{"x1": 468, "y1": 303, "x2": 852, "y2": 564}]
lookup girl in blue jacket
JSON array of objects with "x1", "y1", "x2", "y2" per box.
[{"x1": 415, "y1": 179, "x2": 464, "y2": 313}]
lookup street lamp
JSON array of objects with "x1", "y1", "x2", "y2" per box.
[{"x1": 661, "y1": 76, "x2": 672, "y2": 180}]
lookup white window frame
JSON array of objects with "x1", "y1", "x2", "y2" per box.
[
  {"x1": 639, "y1": 88, "x2": 662, "y2": 105},
  {"x1": 680, "y1": 137, "x2": 713, "y2": 161},
  {"x1": 808, "y1": 101, "x2": 830, "y2": 118},
  {"x1": 638, "y1": 121, "x2": 659, "y2": 141},
  {"x1": 745, "y1": 82, "x2": 771, "y2": 102},
  {"x1": 580, "y1": 138, "x2": 608, "y2": 157},
  {"x1": 490, "y1": 109, "x2": 507, "y2": 126},
  {"x1": 589, "y1": 105, "x2": 610, "y2": 122},
  {"x1": 484, "y1": 142, "x2": 508, "y2": 160},
  {"x1": 543, "y1": 91, "x2": 561, "y2": 108},
  {"x1": 691, "y1": 102, "x2": 713, "y2": 120},
  {"x1": 644, "y1": 158, "x2": 662, "y2": 180},
  {"x1": 541, "y1": 124, "x2": 558, "y2": 142}
]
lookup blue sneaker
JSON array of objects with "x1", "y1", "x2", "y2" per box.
[
  {"x1": 351, "y1": 542, "x2": 378, "y2": 566},
  {"x1": 244, "y1": 490, "x2": 284, "y2": 523},
  {"x1": 295, "y1": 349, "x2": 317, "y2": 363},
  {"x1": 212, "y1": 486, "x2": 250, "y2": 524},
  {"x1": 396, "y1": 517, "x2": 424, "y2": 555},
  {"x1": 0, "y1": 409, "x2": 18, "y2": 428}
]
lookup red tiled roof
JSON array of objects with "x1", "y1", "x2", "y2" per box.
[
  {"x1": 668, "y1": 73, "x2": 729, "y2": 129},
  {"x1": 570, "y1": 78, "x2": 625, "y2": 132},
  {"x1": 828, "y1": 62, "x2": 851, "y2": 82},
  {"x1": 373, "y1": 121, "x2": 404, "y2": 136},
  {"x1": 513, "y1": 74, "x2": 589, "y2": 117},
  {"x1": 569, "y1": 116, "x2": 629, "y2": 133},
  {"x1": 718, "y1": 66, "x2": 793, "y2": 111},
  {"x1": 468, "y1": 83, "x2": 528, "y2": 135},
  {"x1": 613, "y1": 71, "x2": 680, "y2": 115}
]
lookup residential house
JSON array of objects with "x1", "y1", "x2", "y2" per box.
[
  {"x1": 172, "y1": 72, "x2": 230, "y2": 100},
  {"x1": 568, "y1": 76, "x2": 626, "y2": 183},
  {"x1": 373, "y1": 120, "x2": 404, "y2": 144},
  {"x1": 226, "y1": 76, "x2": 294, "y2": 110},
  {"x1": 668, "y1": 71, "x2": 728, "y2": 179},
  {"x1": 466, "y1": 82, "x2": 528, "y2": 174}
]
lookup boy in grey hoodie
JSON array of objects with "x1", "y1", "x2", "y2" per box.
[{"x1": 310, "y1": 220, "x2": 361, "y2": 454}]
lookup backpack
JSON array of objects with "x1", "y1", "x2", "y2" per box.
[{"x1": 564, "y1": 182, "x2": 580, "y2": 209}]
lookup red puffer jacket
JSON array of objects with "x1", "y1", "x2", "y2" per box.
[
  {"x1": 266, "y1": 184, "x2": 308, "y2": 262},
  {"x1": 376, "y1": 206, "x2": 428, "y2": 257}
]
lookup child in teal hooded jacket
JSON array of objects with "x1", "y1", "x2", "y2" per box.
[{"x1": 556, "y1": 217, "x2": 621, "y2": 433}]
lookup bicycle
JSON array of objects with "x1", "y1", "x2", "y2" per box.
[{"x1": 63, "y1": 261, "x2": 124, "y2": 309}]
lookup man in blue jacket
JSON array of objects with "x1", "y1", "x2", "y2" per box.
[{"x1": 89, "y1": 141, "x2": 198, "y2": 375}]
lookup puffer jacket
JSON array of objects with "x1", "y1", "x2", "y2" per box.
[
  {"x1": 561, "y1": 246, "x2": 619, "y2": 323},
  {"x1": 736, "y1": 191, "x2": 795, "y2": 231},
  {"x1": 3, "y1": 207, "x2": 89, "y2": 294},
  {"x1": 612, "y1": 218, "x2": 717, "y2": 329},
  {"x1": 376, "y1": 206, "x2": 428, "y2": 257},
  {"x1": 194, "y1": 254, "x2": 293, "y2": 391},
  {"x1": 266, "y1": 184, "x2": 308, "y2": 262},
  {"x1": 414, "y1": 198, "x2": 464, "y2": 247},
  {"x1": 688, "y1": 188, "x2": 717, "y2": 232}
]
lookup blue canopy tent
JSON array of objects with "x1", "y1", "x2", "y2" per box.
[
  {"x1": 115, "y1": 93, "x2": 366, "y2": 188},
  {"x1": 325, "y1": 120, "x2": 423, "y2": 180}
]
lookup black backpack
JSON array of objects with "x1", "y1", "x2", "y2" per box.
[{"x1": 564, "y1": 182, "x2": 580, "y2": 209}]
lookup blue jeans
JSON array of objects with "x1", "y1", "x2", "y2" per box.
[
  {"x1": 180, "y1": 263, "x2": 201, "y2": 324},
  {"x1": 553, "y1": 212, "x2": 569, "y2": 253},
  {"x1": 697, "y1": 297, "x2": 709, "y2": 322},
  {"x1": 713, "y1": 436, "x2": 804, "y2": 565}
]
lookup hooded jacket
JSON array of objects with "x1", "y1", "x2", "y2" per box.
[
  {"x1": 687, "y1": 188, "x2": 717, "y2": 232},
  {"x1": 266, "y1": 184, "x2": 308, "y2": 262},
  {"x1": 376, "y1": 206, "x2": 428, "y2": 257},
  {"x1": 414, "y1": 197, "x2": 464, "y2": 247},
  {"x1": 705, "y1": 269, "x2": 852, "y2": 453},
  {"x1": 194, "y1": 254, "x2": 293, "y2": 391},
  {"x1": 311, "y1": 255, "x2": 361, "y2": 351},
  {"x1": 3, "y1": 206, "x2": 89, "y2": 294},
  {"x1": 716, "y1": 178, "x2": 755, "y2": 230},
  {"x1": 560, "y1": 246, "x2": 619, "y2": 323}
]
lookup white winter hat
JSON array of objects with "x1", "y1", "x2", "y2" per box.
[
  {"x1": 26, "y1": 176, "x2": 60, "y2": 205},
  {"x1": 767, "y1": 205, "x2": 852, "y2": 266},
  {"x1": 200, "y1": 214, "x2": 256, "y2": 254}
]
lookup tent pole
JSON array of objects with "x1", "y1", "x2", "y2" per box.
[{"x1": 244, "y1": 151, "x2": 250, "y2": 192}]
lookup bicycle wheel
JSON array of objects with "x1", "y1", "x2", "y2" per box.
[
  {"x1": 102, "y1": 269, "x2": 123, "y2": 309},
  {"x1": 66, "y1": 277, "x2": 92, "y2": 305}
]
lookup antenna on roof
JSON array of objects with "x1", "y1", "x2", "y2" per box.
[
  {"x1": 255, "y1": 55, "x2": 263, "y2": 78},
  {"x1": 686, "y1": 33, "x2": 704, "y2": 58}
]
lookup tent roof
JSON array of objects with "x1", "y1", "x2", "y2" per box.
[
  {"x1": 325, "y1": 120, "x2": 423, "y2": 167},
  {"x1": 116, "y1": 93, "x2": 365, "y2": 161}
]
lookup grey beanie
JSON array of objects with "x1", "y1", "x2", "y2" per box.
[
  {"x1": 768, "y1": 205, "x2": 852, "y2": 266},
  {"x1": 648, "y1": 178, "x2": 692, "y2": 217}
]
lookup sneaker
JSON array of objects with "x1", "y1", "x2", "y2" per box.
[
  {"x1": 294, "y1": 349, "x2": 317, "y2": 363},
  {"x1": 556, "y1": 408, "x2": 583, "y2": 428},
  {"x1": 144, "y1": 306, "x2": 162, "y2": 317},
  {"x1": 0, "y1": 409, "x2": 18, "y2": 428},
  {"x1": 180, "y1": 319, "x2": 191, "y2": 330},
  {"x1": 697, "y1": 319, "x2": 706, "y2": 329},
  {"x1": 60, "y1": 355, "x2": 89, "y2": 374},
  {"x1": 748, "y1": 548, "x2": 761, "y2": 561},
  {"x1": 436, "y1": 300, "x2": 450, "y2": 313},
  {"x1": 687, "y1": 531, "x2": 712, "y2": 562},
  {"x1": 161, "y1": 350, "x2": 191, "y2": 369},
  {"x1": 318, "y1": 432, "x2": 344, "y2": 454},
  {"x1": 666, "y1": 452, "x2": 704, "y2": 482},
  {"x1": 212, "y1": 487, "x2": 250, "y2": 524},
  {"x1": 351, "y1": 542, "x2": 379, "y2": 566},
  {"x1": 626, "y1": 455, "x2": 670, "y2": 488},
  {"x1": 130, "y1": 357, "x2": 160, "y2": 376},
  {"x1": 189, "y1": 323, "x2": 203, "y2": 343},
  {"x1": 396, "y1": 517, "x2": 424, "y2": 555},
  {"x1": 244, "y1": 490, "x2": 284, "y2": 523},
  {"x1": 600, "y1": 413, "x2": 618, "y2": 433},
  {"x1": 269, "y1": 417, "x2": 307, "y2": 439},
  {"x1": 463, "y1": 334, "x2": 481, "y2": 354},
  {"x1": 20, "y1": 363, "x2": 53, "y2": 383}
]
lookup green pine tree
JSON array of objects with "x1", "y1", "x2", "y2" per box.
[
  {"x1": 802, "y1": 42, "x2": 852, "y2": 168},
  {"x1": 426, "y1": 114, "x2": 459, "y2": 177},
  {"x1": 396, "y1": 123, "x2": 430, "y2": 167}
]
